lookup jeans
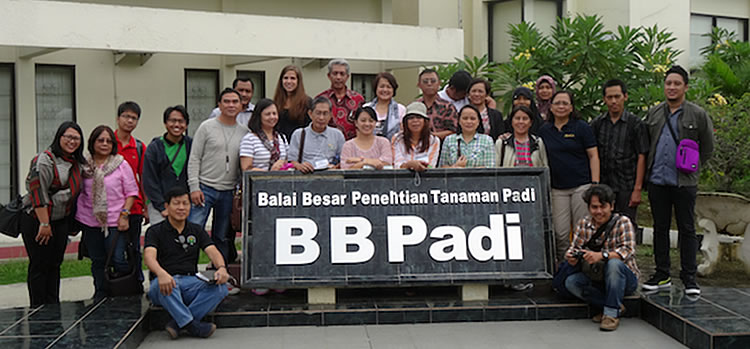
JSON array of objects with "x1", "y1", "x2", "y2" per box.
[
  {"x1": 648, "y1": 184, "x2": 698, "y2": 282},
  {"x1": 81, "y1": 224, "x2": 131, "y2": 300},
  {"x1": 551, "y1": 184, "x2": 591, "y2": 262},
  {"x1": 188, "y1": 183, "x2": 233, "y2": 264},
  {"x1": 148, "y1": 275, "x2": 228, "y2": 328},
  {"x1": 20, "y1": 212, "x2": 69, "y2": 307},
  {"x1": 564, "y1": 259, "x2": 638, "y2": 318}
]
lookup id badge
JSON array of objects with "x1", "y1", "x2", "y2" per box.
[
  {"x1": 314, "y1": 159, "x2": 330, "y2": 170},
  {"x1": 416, "y1": 154, "x2": 429, "y2": 163}
]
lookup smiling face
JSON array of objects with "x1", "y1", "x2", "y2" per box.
[
  {"x1": 166, "y1": 194, "x2": 191, "y2": 222},
  {"x1": 550, "y1": 93, "x2": 573, "y2": 119},
  {"x1": 664, "y1": 73, "x2": 688, "y2": 103},
  {"x1": 327, "y1": 64, "x2": 349, "y2": 90},
  {"x1": 165, "y1": 110, "x2": 187, "y2": 138},
  {"x1": 235, "y1": 80, "x2": 254, "y2": 107},
  {"x1": 513, "y1": 95, "x2": 531, "y2": 108},
  {"x1": 406, "y1": 115, "x2": 426, "y2": 134},
  {"x1": 511, "y1": 110, "x2": 532, "y2": 136},
  {"x1": 260, "y1": 104, "x2": 279, "y2": 130},
  {"x1": 537, "y1": 81, "x2": 554, "y2": 100},
  {"x1": 459, "y1": 108, "x2": 479, "y2": 134},
  {"x1": 468, "y1": 83, "x2": 487, "y2": 107},
  {"x1": 59, "y1": 128, "x2": 82, "y2": 155},
  {"x1": 218, "y1": 92, "x2": 242, "y2": 118},
  {"x1": 282, "y1": 70, "x2": 299, "y2": 94},
  {"x1": 354, "y1": 111, "x2": 377, "y2": 135},
  {"x1": 93, "y1": 130, "x2": 114, "y2": 157},
  {"x1": 375, "y1": 77, "x2": 394, "y2": 101},
  {"x1": 588, "y1": 195, "x2": 613, "y2": 226}
]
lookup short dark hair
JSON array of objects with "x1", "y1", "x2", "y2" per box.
[
  {"x1": 469, "y1": 78, "x2": 491, "y2": 95},
  {"x1": 583, "y1": 184, "x2": 616, "y2": 206},
  {"x1": 602, "y1": 79, "x2": 627, "y2": 96},
  {"x1": 117, "y1": 101, "x2": 141, "y2": 118},
  {"x1": 233, "y1": 77, "x2": 254, "y2": 90},
  {"x1": 665, "y1": 65, "x2": 689, "y2": 85},
  {"x1": 547, "y1": 90, "x2": 578, "y2": 121},
  {"x1": 456, "y1": 104, "x2": 484, "y2": 134},
  {"x1": 372, "y1": 72, "x2": 399, "y2": 98},
  {"x1": 218, "y1": 88, "x2": 241, "y2": 102},
  {"x1": 418, "y1": 68, "x2": 438, "y2": 79},
  {"x1": 248, "y1": 98, "x2": 277, "y2": 134},
  {"x1": 354, "y1": 106, "x2": 377, "y2": 123},
  {"x1": 164, "y1": 186, "x2": 190, "y2": 204},
  {"x1": 87, "y1": 125, "x2": 117, "y2": 157},
  {"x1": 448, "y1": 70, "x2": 472, "y2": 92},
  {"x1": 162, "y1": 105, "x2": 190, "y2": 125},
  {"x1": 309, "y1": 96, "x2": 332, "y2": 111},
  {"x1": 50, "y1": 121, "x2": 85, "y2": 164}
]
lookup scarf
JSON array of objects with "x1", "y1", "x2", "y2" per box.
[
  {"x1": 58, "y1": 153, "x2": 83, "y2": 216},
  {"x1": 535, "y1": 75, "x2": 557, "y2": 120},
  {"x1": 82, "y1": 153, "x2": 124, "y2": 228},
  {"x1": 368, "y1": 98, "x2": 401, "y2": 140},
  {"x1": 257, "y1": 131, "x2": 281, "y2": 170}
]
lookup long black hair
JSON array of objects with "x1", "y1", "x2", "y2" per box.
[
  {"x1": 49, "y1": 121, "x2": 85, "y2": 164},
  {"x1": 248, "y1": 98, "x2": 278, "y2": 135}
]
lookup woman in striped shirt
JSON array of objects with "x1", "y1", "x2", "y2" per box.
[
  {"x1": 495, "y1": 105, "x2": 548, "y2": 168},
  {"x1": 240, "y1": 99, "x2": 289, "y2": 171}
]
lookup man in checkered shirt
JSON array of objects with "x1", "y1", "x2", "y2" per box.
[{"x1": 563, "y1": 184, "x2": 640, "y2": 331}]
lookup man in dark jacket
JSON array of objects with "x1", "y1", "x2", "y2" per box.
[
  {"x1": 641, "y1": 66, "x2": 714, "y2": 296},
  {"x1": 143, "y1": 105, "x2": 192, "y2": 225}
]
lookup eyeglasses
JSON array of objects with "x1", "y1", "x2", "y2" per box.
[
  {"x1": 420, "y1": 78, "x2": 438, "y2": 84},
  {"x1": 552, "y1": 101, "x2": 571, "y2": 106},
  {"x1": 61, "y1": 134, "x2": 81, "y2": 142},
  {"x1": 119, "y1": 115, "x2": 138, "y2": 121},
  {"x1": 166, "y1": 118, "x2": 187, "y2": 124},
  {"x1": 96, "y1": 138, "x2": 113, "y2": 144}
]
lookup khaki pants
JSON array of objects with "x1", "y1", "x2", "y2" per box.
[{"x1": 551, "y1": 184, "x2": 591, "y2": 262}]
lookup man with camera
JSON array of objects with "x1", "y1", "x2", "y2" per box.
[{"x1": 563, "y1": 184, "x2": 640, "y2": 331}]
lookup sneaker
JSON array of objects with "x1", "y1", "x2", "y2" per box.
[
  {"x1": 642, "y1": 274, "x2": 671, "y2": 291},
  {"x1": 187, "y1": 321, "x2": 216, "y2": 338},
  {"x1": 227, "y1": 284, "x2": 240, "y2": 296},
  {"x1": 684, "y1": 280, "x2": 701, "y2": 296},
  {"x1": 600, "y1": 315, "x2": 620, "y2": 331},
  {"x1": 251, "y1": 288, "x2": 269, "y2": 296},
  {"x1": 165, "y1": 320, "x2": 180, "y2": 340},
  {"x1": 592, "y1": 304, "x2": 626, "y2": 323}
]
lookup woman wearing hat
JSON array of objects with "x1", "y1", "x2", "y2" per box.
[
  {"x1": 392, "y1": 102, "x2": 441, "y2": 172},
  {"x1": 467, "y1": 78, "x2": 505, "y2": 141}
]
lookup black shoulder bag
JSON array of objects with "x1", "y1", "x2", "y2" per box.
[
  {"x1": 104, "y1": 230, "x2": 143, "y2": 296},
  {"x1": 580, "y1": 214, "x2": 620, "y2": 282}
]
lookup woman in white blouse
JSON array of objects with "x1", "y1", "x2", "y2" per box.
[
  {"x1": 391, "y1": 102, "x2": 440, "y2": 171},
  {"x1": 240, "y1": 99, "x2": 289, "y2": 171}
]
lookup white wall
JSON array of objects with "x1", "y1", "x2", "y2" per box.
[{"x1": 691, "y1": 0, "x2": 750, "y2": 18}]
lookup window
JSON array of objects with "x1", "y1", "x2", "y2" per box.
[
  {"x1": 488, "y1": 0, "x2": 563, "y2": 62},
  {"x1": 690, "y1": 14, "x2": 749, "y2": 67},
  {"x1": 236, "y1": 70, "x2": 265, "y2": 105},
  {"x1": 35, "y1": 65, "x2": 75, "y2": 152},
  {"x1": 184, "y1": 69, "x2": 219, "y2": 137},
  {"x1": 351, "y1": 73, "x2": 376, "y2": 101},
  {"x1": 0, "y1": 64, "x2": 16, "y2": 202}
]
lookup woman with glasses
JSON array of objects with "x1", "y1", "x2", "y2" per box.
[
  {"x1": 363, "y1": 72, "x2": 405, "y2": 141},
  {"x1": 76, "y1": 125, "x2": 140, "y2": 301},
  {"x1": 538, "y1": 91, "x2": 600, "y2": 262},
  {"x1": 19, "y1": 121, "x2": 85, "y2": 307},
  {"x1": 240, "y1": 99, "x2": 289, "y2": 171},
  {"x1": 273, "y1": 65, "x2": 312, "y2": 141},
  {"x1": 439, "y1": 105, "x2": 495, "y2": 168},
  {"x1": 392, "y1": 102, "x2": 441, "y2": 172},
  {"x1": 341, "y1": 106, "x2": 393, "y2": 170},
  {"x1": 467, "y1": 78, "x2": 505, "y2": 141}
]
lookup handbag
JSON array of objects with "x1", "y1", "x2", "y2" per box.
[
  {"x1": 104, "y1": 229, "x2": 143, "y2": 297},
  {"x1": 665, "y1": 110, "x2": 700, "y2": 174},
  {"x1": 579, "y1": 214, "x2": 620, "y2": 282},
  {"x1": 0, "y1": 195, "x2": 25, "y2": 238},
  {"x1": 230, "y1": 188, "x2": 242, "y2": 233}
]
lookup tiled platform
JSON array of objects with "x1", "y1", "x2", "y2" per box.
[
  {"x1": 0, "y1": 296, "x2": 148, "y2": 349},
  {"x1": 3, "y1": 284, "x2": 750, "y2": 348},
  {"x1": 642, "y1": 287, "x2": 750, "y2": 349}
]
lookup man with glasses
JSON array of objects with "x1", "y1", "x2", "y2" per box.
[
  {"x1": 415, "y1": 69, "x2": 457, "y2": 141},
  {"x1": 316, "y1": 58, "x2": 365, "y2": 140},
  {"x1": 288, "y1": 96, "x2": 345, "y2": 173},
  {"x1": 114, "y1": 101, "x2": 147, "y2": 280},
  {"x1": 143, "y1": 105, "x2": 192, "y2": 225}
]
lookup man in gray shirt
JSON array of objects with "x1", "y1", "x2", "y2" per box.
[
  {"x1": 208, "y1": 78, "x2": 255, "y2": 127},
  {"x1": 187, "y1": 88, "x2": 248, "y2": 266},
  {"x1": 288, "y1": 96, "x2": 345, "y2": 173}
]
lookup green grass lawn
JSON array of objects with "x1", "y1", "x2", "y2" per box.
[{"x1": 0, "y1": 242, "x2": 239, "y2": 286}]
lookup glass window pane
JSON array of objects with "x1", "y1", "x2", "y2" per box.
[
  {"x1": 717, "y1": 17, "x2": 744, "y2": 40},
  {"x1": 491, "y1": 0, "x2": 523, "y2": 62},
  {"x1": 0, "y1": 65, "x2": 13, "y2": 202},
  {"x1": 185, "y1": 70, "x2": 219, "y2": 137},
  {"x1": 35, "y1": 65, "x2": 74, "y2": 153},
  {"x1": 351, "y1": 74, "x2": 375, "y2": 102},
  {"x1": 236, "y1": 70, "x2": 266, "y2": 105},
  {"x1": 690, "y1": 15, "x2": 713, "y2": 68},
  {"x1": 532, "y1": 0, "x2": 558, "y2": 37}
]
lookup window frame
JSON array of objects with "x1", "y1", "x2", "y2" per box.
[
  {"x1": 487, "y1": 0, "x2": 564, "y2": 62},
  {"x1": 0, "y1": 63, "x2": 18, "y2": 201},
  {"x1": 34, "y1": 64, "x2": 76, "y2": 153},
  {"x1": 183, "y1": 68, "x2": 220, "y2": 136},
  {"x1": 691, "y1": 13, "x2": 749, "y2": 42}
]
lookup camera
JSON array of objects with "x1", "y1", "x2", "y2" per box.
[{"x1": 572, "y1": 249, "x2": 586, "y2": 258}]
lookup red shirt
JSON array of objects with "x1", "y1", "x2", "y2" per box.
[
  {"x1": 316, "y1": 88, "x2": 365, "y2": 140},
  {"x1": 115, "y1": 130, "x2": 146, "y2": 215}
]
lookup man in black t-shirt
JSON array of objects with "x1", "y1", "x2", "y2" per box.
[{"x1": 144, "y1": 187, "x2": 230, "y2": 339}]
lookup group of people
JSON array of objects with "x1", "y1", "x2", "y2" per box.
[{"x1": 18, "y1": 57, "x2": 714, "y2": 336}]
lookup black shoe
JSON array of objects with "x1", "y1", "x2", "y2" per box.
[
  {"x1": 684, "y1": 279, "x2": 701, "y2": 296},
  {"x1": 187, "y1": 320, "x2": 216, "y2": 338},
  {"x1": 165, "y1": 320, "x2": 180, "y2": 340},
  {"x1": 642, "y1": 274, "x2": 671, "y2": 291}
]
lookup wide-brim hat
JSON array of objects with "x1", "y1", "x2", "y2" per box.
[{"x1": 404, "y1": 102, "x2": 428, "y2": 119}]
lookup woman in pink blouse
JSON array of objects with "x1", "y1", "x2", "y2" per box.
[
  {"x1": 391, "y1": 102, "x2": 441, "y2": 171},
  {"x1": 341, "y1": 106, "x2": 393, "y2": 169},
  {"x1": 76, "y1": 125, "x2": 140, "y2": 300}
]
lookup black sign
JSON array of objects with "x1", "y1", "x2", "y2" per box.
[{"x1": 241, "y1": 168, "x2": 554, "y2": 287}]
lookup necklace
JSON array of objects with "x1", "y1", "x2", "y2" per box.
[{"x1": 220, "y1": 123, "x2": 238, "y2": 173}]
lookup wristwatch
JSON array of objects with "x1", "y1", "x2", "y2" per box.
[
  {"x1": 602, "y1": 251, "x2": 610, "y2": 260},
  {"x1": 120, "y1": 209, "x2": 130, "y2": 216},
  {"x1": 591, "y1": 181, "x2": 599, "y2": 185}
]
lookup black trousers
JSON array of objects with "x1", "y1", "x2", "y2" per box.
[
  {"x1": 648, "y1": 184, "x2": 698, "y2": 282},
  {"x1": 613, "y1": 190, "x2": 638, "y2": 230},
  {"x1": 20, "y1": 212, "x2": 69, "y2": 308}
]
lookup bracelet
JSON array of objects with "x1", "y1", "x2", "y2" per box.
[
  {"x1": 216, "y1": 265, "x2": 226, "y2": 269},
  {"x1": 120, "y1": 209, "x2": 130, "y2": 216},
  {"x1": 39, "y1": 222, "x2": 50, "y2": 227}
]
